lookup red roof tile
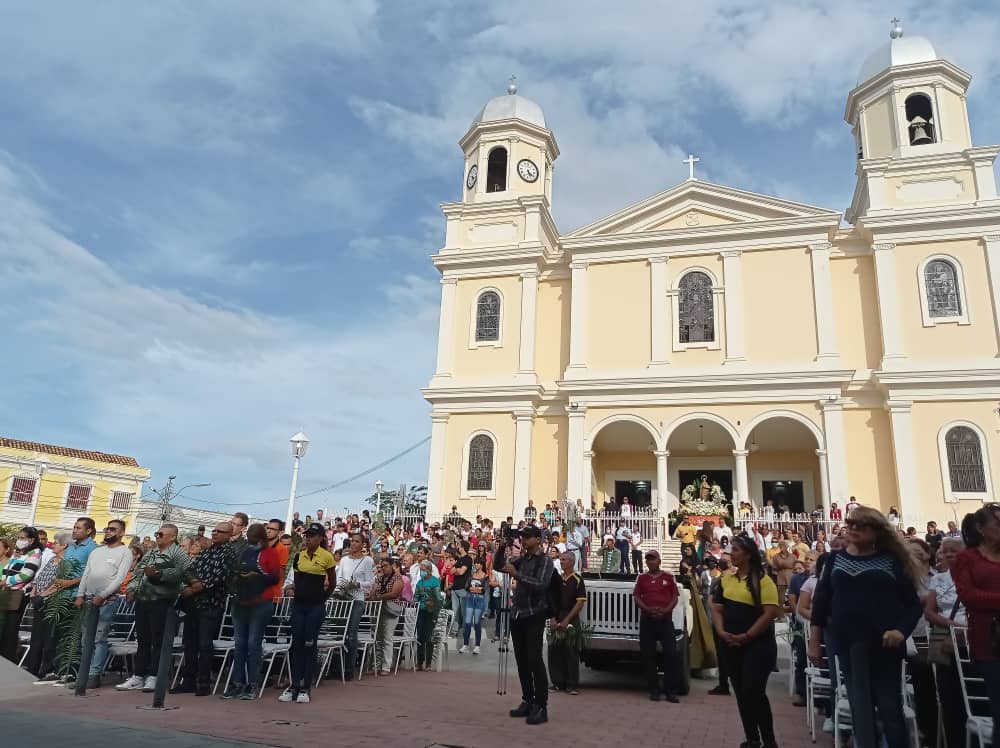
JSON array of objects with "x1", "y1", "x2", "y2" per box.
[{"x1": 0, "y1": 437, "x2": 141, "y2": 467}]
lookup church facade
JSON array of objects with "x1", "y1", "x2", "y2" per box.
[{"x1": 423, "y1": 26, "x2": 1000, "y2": 528}]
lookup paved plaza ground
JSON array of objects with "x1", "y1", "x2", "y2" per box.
[{"x1": 1, "y1": 632, "x2": 824, "y2": 748}]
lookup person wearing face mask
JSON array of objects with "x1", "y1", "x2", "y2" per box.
[
  {"x1": 413, "y1": 559, "x2": 443, "y2": 671},
  {"x1": 0, "y1": 526, "x2": 44, "y2": 662},
  {"x1": 75, "y1": 519, "x2": 135, "y2": 688}
]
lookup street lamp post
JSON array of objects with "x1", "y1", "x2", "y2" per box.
[
  {"x1": 285, "y1": 431, "x2": 310, "y2": 531},
  {"x1": 375, "y1": 479, "x2": 384, "y2": 519}
]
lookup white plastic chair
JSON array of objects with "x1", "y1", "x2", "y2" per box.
[
  {"x1": 391, "y1": 602, "x2": 420, "y2": 674},
  {"x1": 211, "y1": 596, "x2": 236, "y2": 694},
  {"x1": 103, "y1": 597, "x2": 138, "y2": 675},
  {"x1": 313, "y1": 599, "x2": 353, "y2": 686},
  {"x1": 950, "y1": 624, "x2": 994, "y2": 748},
  {"x1": 433, "y1": 609, "x2": 454, "y2": 672},
  {"x1": 803, "y1": 621, "x2": 833, "y2": 743},
  {"x1": 356, "y1": 600, "x2": 383, "y2": 680}
]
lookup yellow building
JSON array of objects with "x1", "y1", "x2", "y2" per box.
[
  {"x1": 423, "y1": 26, "x2": 1000, "y2": 529},
  {"x1": 0, "y1": 436, "x2": 151, "y2": 537}
]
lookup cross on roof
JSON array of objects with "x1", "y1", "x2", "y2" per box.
[{"x1": 683, "y1": 154, "x2": 700, "y2": 180}]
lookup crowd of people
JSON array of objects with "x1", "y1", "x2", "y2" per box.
[{"x1": 0, "y1": 498, "x2": 997, "y2": 747}]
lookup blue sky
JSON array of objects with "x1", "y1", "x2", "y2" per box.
[{"x1": 2, "y1": 1, "x2": 998, "y2": 518}]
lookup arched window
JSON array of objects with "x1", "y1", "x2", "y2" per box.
[
  {"x1": 924, "y1": 259, "x2": 961, "y2": 318},
  {"x1": 678, "y1": 271, "x2": 715, "y2": 344},
  {"x1": 944, "y1": 425, "x2": 987, "y2": 493},
  {"x1": 466, "y1": 434, "x2": 495, "y2": 492},
  {"x1": 905, "y1": 93, "x2": 936, "y2": 145},
  {"x1": 475, "y1": 290, "x2": 501, "y2": 342},
  {"x1": 486, "y1": 147, "x2": 507, "y2": 192}
]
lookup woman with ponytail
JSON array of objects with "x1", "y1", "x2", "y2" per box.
[
  {"x1": 808, "y1": 506, "x2": 922, "y2": 748},
  {"x1": 710, "y1": 534, "x2": 779, "y2": 748}
]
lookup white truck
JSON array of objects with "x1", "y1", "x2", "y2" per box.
[{"x1": 578, "y1": 571, "x2": 693, "y2": 695}]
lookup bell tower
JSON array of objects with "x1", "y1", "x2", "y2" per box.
[
  {"x1": 458, "y1": 78, "x2": 559, "y2": 206},
  {"x1": 845, "y1": 19, "x2": 1000, "y2": 222}
]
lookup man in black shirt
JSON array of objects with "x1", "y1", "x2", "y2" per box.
[
  {"x1": 498, "y1": 525, "x2": 557, "y2": 725},
  {"x1": 548, "y1": 552, "x2": 586, "y2": 694},
  {"x1": 450, "y1": 540, "x2": 472, "y2": 637}
]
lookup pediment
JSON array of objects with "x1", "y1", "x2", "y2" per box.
[{"x1": 567, "y1": 180, "x2": 841, "y2": 238}]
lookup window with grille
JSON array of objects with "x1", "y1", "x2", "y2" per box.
[
  {"x1": 466, "y1": 434, "x2": 495, "y2": 492},
  {"x1": 678, "y1": 271, "x2": 715, "y2": 343},
  {"x1": 945, "y1": 426, "x2": 987, "y2": 493},
  {"x1": 65, "y1": 483, "x2": 92, "y2": 511},
  {"x1": 7, "y1": 477, "x2": 36, "y2": 506},
  {"x1": 475, "y1": 291, "x2": 501, "y2": 342},
  {"x1": 924, "y1": 260, "x2": 961, "y2": 318},
  {"x1": 110, "y1": 490, "x2": 135, "y2": 512}
]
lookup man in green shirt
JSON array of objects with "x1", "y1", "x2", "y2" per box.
[{"x1": 596, "y1": 535, "x2": 620, "y2": 574}]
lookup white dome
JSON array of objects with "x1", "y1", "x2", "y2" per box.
[
  {"x1": 472, "y1": 93, "x2": 546, "y2": 129},
  {"x1": 858, "y1": 35, "x2": 939, "y2": 84}
]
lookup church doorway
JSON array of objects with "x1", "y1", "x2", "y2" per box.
[
  {"x1": 744, "y1": 414, "x2": 823, "y2": 513},
  {"x1": 762, "y1": 480, "x2": 805, "y2": 513},
  {"x1": 613, "y1": 480, "x2": 652, "y2": 508}
]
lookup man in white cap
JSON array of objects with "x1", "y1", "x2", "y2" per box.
[{"x1": 596, "y1": 535, "x2": 620, "y2": 574}]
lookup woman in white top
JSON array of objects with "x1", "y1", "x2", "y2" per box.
[
  {"x1": 811, "y1": 529, "x2": 831, "y2": 553},
  {"x1": 337, "y1": 533, "x2": 375, "y2": 679}
]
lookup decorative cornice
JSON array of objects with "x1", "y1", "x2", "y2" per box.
[
  {"x1": 885, "y1": 399, "x2": 913, "y2": 413},
  {"x1": 570, "y1": 260, "x2": 589, "y2": 270},
  {"x1": 731, "y1": 449, "x2": 750, "y2": 458},
  {"x1": 719, "y1": 249, "x2": 742, "y2": 259},
  {"x1": 808, "y1": 241, "x2": 833, "y2": 252},
  {"x1": 648, "y1": 255, "x2": 669, "y2": 264},
  {"x1": 872, "y1": 242, "x2": 896, "y2": 252},
  {"x1": 984, "y1": 234, "x2": 1000, "y2": 243}
]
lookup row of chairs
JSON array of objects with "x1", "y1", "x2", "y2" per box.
[
  {"x1": 803, "y1": 621, "x2": 993, "y2": 748},
  {"x1": 18, "y1": 595, "x2": 456, "y2": 697}
]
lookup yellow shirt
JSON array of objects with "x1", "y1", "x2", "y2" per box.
[
  {"x1": 675, "y1": 525, "x2": 698, "y2": 544},
  {"x1": 296, "y1": 546, "x2": 336, "y2": 575}
]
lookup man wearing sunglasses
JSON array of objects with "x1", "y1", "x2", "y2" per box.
[
  {"x1": 75, "y1": 519, "x2": 132, "y2": 688},
  {"x1": 117, "y1": 524, "x2": 190, "y2": 693}
]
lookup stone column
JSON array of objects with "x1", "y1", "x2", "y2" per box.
[
  {"x1": 567, "y1": 406, "x2": 587, "y2": 502},
  {"x1": 649, "y1": 256, "x2": 670, "y2": 369},
  {"x1": 517, "y1": 270, "x2": 539, "y2": 378},
  {"x1": 872, "y1": 242, "x2": 907, "y2": 366},
  {"x1": 809, "y1": 242, "x2": 840, "y2": 363},
  {"x1": 982, "y1": 235, "x2": 1000, "y2": 351},
  {"x1": 821, "y1": 399, "x2": 849, "y2": 505},
  {"x1": 654, "y1": 449, "x2": 671, "y2": 514},
  {"x1": 733, "y1": 449, "x2": 750, "y2": 506},
  {"x1": 816, "y1": 448, "x2": 831, "y2": 510},
  {"x1": 568, "y1": 261, "x2": 589, "y2": 370},
  {"x1": 512, "y1": 411, "x2": 535, "y2": 519},
  {"x1": 886, "y1": 400, "x2": 918, "y2": 524},
  {"x1": 434, "y1": 278, "x2": 458, "y2": 377},
  {"x1": 582, "y1": 450, "x2": 595, "y2": 509},
  {"x1": 721, "y1": 250, "x2": 746, "y2": 363},
  {"x1": 426, "y1": 413, "x2": 449, "y2": 513}
]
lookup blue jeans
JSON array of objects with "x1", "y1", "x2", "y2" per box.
[
  {"x1": 450, "y1": 589, "x2": 467, "y2": 634},
  {"x1": 231, "y1": 601, "x2": 272, "y2": 687},
  {"x1": 344, "y1": 598, "x2": 363, "y2": 676},
  {"x1": 463, "y1": 594, "x2": 486, "y2": 646},
  {"x1": 86, "y1": 598, "x2": 121, "y2": 676},
  {"x1": 289, "y1": 600, "x2": 326, "y2": 690},
  {"x1": 842, "y1": 638, "x2": 909, "y2": 748}
]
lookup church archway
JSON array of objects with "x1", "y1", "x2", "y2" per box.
[
  {"x1": 664, "y1": 414, "x2": 739, "y2": 514},
  {"x1": 587, "y1": 416, "x2": 659, "y2": 511},
  {"x1": 742, "y1": 413, "x2": 824, "y2": 514}
]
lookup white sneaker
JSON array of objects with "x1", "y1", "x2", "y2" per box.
[
  {"x1": 116, "y1": 675, "x2": 145, "y2": 691},
  {"x1": 142, "y1": 676, "x2": 156, "y2": 692},
  {"x1": 823, "y1": 718, "x2": 834, "y2": 734},
  {"x1": 472, "y1": 646, "x2": 481, "y2": 655},
  {"x1": 458, "y1": 645, "x2": 468, "y2": 654},
  {"x1": 295, "y1": 690, "x2": 311, "y2": 704},
  {"x1": 278, "y1": 687, "x2": 295, "y2": 703}
]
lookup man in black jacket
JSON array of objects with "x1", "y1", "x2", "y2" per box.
[{"x1": 498, "y1": 524, "x2": 559, "y2": 725}]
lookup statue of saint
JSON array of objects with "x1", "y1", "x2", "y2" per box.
[{"x1": 698, "y1": 474, "x2": 712, "y2": 501}]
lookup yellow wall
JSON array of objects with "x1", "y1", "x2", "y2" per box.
[
  {"x1": 831, "y1": 254, "x2": 883, "y2": 369},
  {"x1": 0, "y1": 447, "x2": 149, "y2": 537},
  {"x1": 896, "y1": 239, "x2": 999, "y2": 358},
  {"x1": 588, "y1": 260, "x2": 651, "y2": 369},
  {"x1": 864, "y1": 96, "x2": 897, "y2": 158},
  {"x1": 745, "y1": 450, "x2": 821, "y2": 504},
  {"x1": 743, "y1": 247, "x2": 817, "y2": 362},
  {"x1": 909, "y1": 400, "x2": 998, "y2": 521},
  {"x1": 843, "y1": 408, "x2": 898, "y2": 510},
  {"x1": 451, "y1": 275, "x2": 522, "y2": 377},
  {"x1": 593, "y1": 450, "x2": 656, "y2": 505},
  {"x1": 529, "y1": 415, "x2": 567, "y2": 503},
  {"x1": 535, "y1": 278, "x2": 570, "y2": 385},
  {"x1": 442, "y1": 412, "x2": 516, "y2": 516}
]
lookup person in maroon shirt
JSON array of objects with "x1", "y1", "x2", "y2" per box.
[
  {"x1": 633, "y1": 549, "x2": 681, "y2": 702},
  {"x1": 953, "y1": 503, "x2": 1000, "y2": 739}
]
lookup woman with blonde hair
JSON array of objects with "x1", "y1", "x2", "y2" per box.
[{"x1": 808, "y1": 507, "x2": 922, "y2": 748}]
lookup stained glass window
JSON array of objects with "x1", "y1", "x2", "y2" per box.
[
  {"x1": 678, "y1": 271, "x2": 715, "y2": 343},
  {"x1": 467, "y1": 434, "x2": 494, "y2": 491},
  {"x1": 945, "y1": 426, "x2": 986, "y2": 493},
  {"x1": 924, "y1": 260, "x2": 961, "y2": 318},
  {"x1": 475, "y1": 291, "x2": 501, "y2": 341}
]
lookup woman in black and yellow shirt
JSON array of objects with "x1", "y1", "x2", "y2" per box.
[
  {"x1": 710, "y1": 535, "x2": 779, "y2": 748},
  {"x1": 280, "y1": 523, "x2": 336, "y2": 704}
]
